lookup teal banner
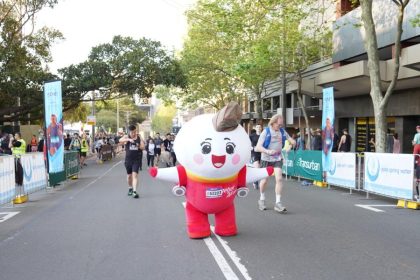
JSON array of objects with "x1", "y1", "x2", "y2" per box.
[
  {"x1": 64, "y1": 151, "x2": 79, "y2": 178},
  {"x1": 282, "y1": 150, "x2": 296, "y2": 176},
  {"x1": 294, "y1": 150, "x2": 323, "y2": 181}
]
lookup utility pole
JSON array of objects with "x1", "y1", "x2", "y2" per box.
[
  {"x1": 116, "y1": 98, "x2": 119, "y2": 132},
  {"x1": 91, "y1": 91, "x2": 96, "y2": 153}
]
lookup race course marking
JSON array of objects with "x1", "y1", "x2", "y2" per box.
[
  {"x1": 355, "y1": 204, "x2": 395, "y2": 213},
  {"x1": 182, "y1": 202, "x2": 251, "y2": 280},
  {"x1": 0, "y1": 212, "x2": 20, "y2": 223}
]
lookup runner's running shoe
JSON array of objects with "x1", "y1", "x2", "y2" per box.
[
  {"x1": 132, "y1": 191, "x2": 139, "y2": 199},
  {"x1": 258, "y1": 200, "x2": 266, "y2": 211},
  {"x1": 274, "y1": 202, "x2": 287, "y2": 213},
  {"x1": 128, "y1": 188, "x2": 133, "y2": 196}
]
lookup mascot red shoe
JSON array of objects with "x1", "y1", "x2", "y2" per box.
[{"x1": 149, "y1": 102, "x2": 273, "y2": 238}]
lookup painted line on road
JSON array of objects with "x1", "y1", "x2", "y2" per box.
[
  {"x1": 210, "y1": 225, "x2": 252, "y2": 280},
  {"x1": 0, "y1": 212, "x2": 19, "y2": 223},
  {"x1": 68, "y1": 160, "x2": 122, "y2": 200},
  {"x1": 182, "y1": 202, "x2": 250, "y2": 280},
  {"x1": 355, "y1": 204, "x2": 395, "y2": 212}
]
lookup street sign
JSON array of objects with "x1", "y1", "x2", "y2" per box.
[{"x1": 87, "y1": 115, "x2": 96, "y2": 125}]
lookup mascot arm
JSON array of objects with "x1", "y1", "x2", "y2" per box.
[
  {"x1": 245, "y1": 166, "x2": 274, "y2": 184},
  {"x1": 149, "y1": 165, "x2": 187, "y2": 185}
]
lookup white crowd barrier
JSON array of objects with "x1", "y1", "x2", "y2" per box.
[
  {"x1": 364, "y1": 152, "x2": 414, "y2": 200},
  {"x1": 21, "y1": 153, "x2": 48, "y2": 194},
  {"x1": 326, "y1": 152, "x2": 356, "y2": 189},
  {"x1": 0, "y1": 155, "x2": 16, "y2": 205}
]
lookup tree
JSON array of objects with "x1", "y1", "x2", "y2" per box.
[
  {"x1": 151, "y1": 104, "x2": 177, "y2": 134},
  {"x1": 359, "y1": 0, "x2": 410, "y2": 152},
  {"x1": 0, "y1": 0, "x2": 63, "y2": 123},
  {"x1": 88, "y1": 35, "x2": 186, "y2": 100},
  {"x1": 177, "y1": 0, "x2": 245, "y2": 110}
]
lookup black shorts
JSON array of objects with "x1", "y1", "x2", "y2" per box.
[
  {"x1": 260, "y1": 159, "x2": 283, "y2": 168},
  {"x1": 80, "y1": 151, "x2": 87, "y2": 157},
  {"x1": 125, "y1": 160, "x2": 141, "y2": 174},
  {"x1": 154, "y1": 148, "x2": 161, "y2": 156}
]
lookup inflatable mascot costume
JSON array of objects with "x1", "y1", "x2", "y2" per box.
[{"x1": 149, "y1": 102, "x2": 274, "y2": 238}]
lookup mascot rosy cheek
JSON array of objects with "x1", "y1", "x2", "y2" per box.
[{"x1": 149, "y1": 102, "x2": 273, "y2": 239}]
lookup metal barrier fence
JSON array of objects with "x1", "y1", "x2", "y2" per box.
[
  {"x1": 0, "y1": 151, "x2": 80, "y2": 205},
  {"x1": 282, "y1": 150, "x2": 419, "y2": 202},
  {"x1": 0, "y1": 155, "x2": 16, "y2": 205}
]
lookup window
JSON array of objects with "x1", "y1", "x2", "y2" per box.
[
  {"x1": 263, "y1": 98, "x2": 271, "y2": 112},
  {"x1": 273, "y1": 96, "x2": 280, "y2": 109},
  {"x1": 250, "y1": 101, "x2": 255, "y2": 112}
]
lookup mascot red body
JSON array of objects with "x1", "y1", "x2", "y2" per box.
[{"x1": 150, "y1": 102, "x2": 273, "y2": 238}]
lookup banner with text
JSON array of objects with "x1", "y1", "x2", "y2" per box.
[
  {"x1": 21, "y1": 153, "x2": 47, "y2": 194},
  {"x1": 282, "y1": 150, "x2": 296, "y2": 176},
  {"x1": 44, "y1": 80, "x2": 64, "y2": 174},
  {"x1": 294, "y1": 150, "x2": 323, "y2": 181},
  {"x1": 364, "y1": 152, "x2": 414, "y2": 199},
  {"x1": 326, "y1": 152, "x2": 356, "y2": 189},
  {"x1": 322, "y1": 87, "x2": 335, "y2": 172}
]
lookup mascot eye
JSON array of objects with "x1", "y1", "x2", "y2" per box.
[
  {"x1": 226, "y1": 142, "x2": 236, "y2": 154},
  {"x1": 201, "y1": 143, "x2": 211, "y2": 154}
]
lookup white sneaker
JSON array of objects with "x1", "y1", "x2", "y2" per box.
[
  {"x1": 274, "y1": 202, "x2": 287, "y2": 213},
  {"x1": 258, "y1": 200, "x2": 266, "y2": 211}
]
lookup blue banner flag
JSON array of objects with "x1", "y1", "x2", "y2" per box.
[
  {"x1": 322, "y1": 87, "x2": 335, "y2": 172},
  {"x1": 44, "y1": 80, "x2": 64, "y2": 174}
]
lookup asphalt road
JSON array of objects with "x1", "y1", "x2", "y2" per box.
[{"x1": 1, "y1": 153, "x2": 419, "y2": 280}]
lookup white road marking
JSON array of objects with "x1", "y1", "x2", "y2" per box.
[
  {"x1": 0, "y1": 212, "x2": 19, "y2": 223},
  {"x1": 68, "y1": 160, "x2": 122, "y2": 200},
  {"x1": 203, "y1": 237, "x2": 240, "y2": 280},
  {"x1": 182, "y1": 202, "x2": 251, "y2": 280},
  {"x1": 355, "y1": 204, "x2": 395, "y2": 212},
  {"x1": 210, "y1": 226, "x2": 252, "y2": 280}
]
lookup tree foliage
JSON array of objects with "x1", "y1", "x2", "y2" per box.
[
  {"x1": 151, "y1": 104, "x2": 176, "y2": 134},
  {"x1": 0, "y1": 0, "x2": 62, "y2": 123}
]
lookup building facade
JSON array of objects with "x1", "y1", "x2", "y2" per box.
[{"x1": 243, "y1": 0, "x2": 420, "y2": 153}]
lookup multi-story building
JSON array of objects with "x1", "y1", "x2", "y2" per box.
[{"x1": 242, "y1": 0, "x2": 420, "y2": 153}]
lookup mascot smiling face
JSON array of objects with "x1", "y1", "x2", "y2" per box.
[{"x1": 174, "y1": 110, "x2": 251, "y2": 179}]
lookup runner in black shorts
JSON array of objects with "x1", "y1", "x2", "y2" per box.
[
  {"x1": 119, "y1": 125, "x2": 145, "y2": 199},
  {"x1": 153, "y1": 133, "x2": 163, "y2": 166}
]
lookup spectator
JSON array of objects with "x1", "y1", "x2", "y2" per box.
[
  {"x1": 64, "y1": 134, "x2": 72, "y2": 150},
  {"x1": 386, "y1": 129, "x2": 394, "y2": 153},
  {"x1": 30, "y1": 135, "x2": 38, "y2": 152},
  {"x1": 249, "y1": 125, "x2": 262, "y2": 189},
  {"x1": 413, "y1": 144, "x2": 420, "y2": 201},
  {"x1": 338, "y1": 128, "x2": 351, "y2": 152},
  {"x1": 392, "y1": 133, "x2": 400, "y2": 154},
  {"x1": 412, "y1": 125, "x2": 420, "y2": 146},
  {"x1": 312, "y1": 128, "x2": 322, "y2": 151}
]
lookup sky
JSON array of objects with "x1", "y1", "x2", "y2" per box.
[{"x1": 36, "y1": 0, "x2": 197, "y2": 74}]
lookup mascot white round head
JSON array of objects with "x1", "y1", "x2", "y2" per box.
[{"x1": 174, "y1": 102, "x2": 251, "y2": 179}]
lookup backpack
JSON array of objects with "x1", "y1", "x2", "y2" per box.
[{"x1": 262, "y1": 127, "x2": 286, "y2": 149}]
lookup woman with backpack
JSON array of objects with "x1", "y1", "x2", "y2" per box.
[{"x1": 255, "y1": 114, "x2": 295, "y2": 213}]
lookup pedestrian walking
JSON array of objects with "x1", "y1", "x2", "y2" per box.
[
  {"x1": 119, "y1": 125, "x2": 145, "y2": 199},
  {"x1": 255, "y1": 114, "x2": 295, "y2": 213},
  {"x1": 146, "y1": 138, "x2": 155, "y2": 167},
  {"x1": 80, "y1": 133, "x2": 89, "y2": 167},
  {"x1": 153, "y1": 133, "x2": 163, "y2": 166}
]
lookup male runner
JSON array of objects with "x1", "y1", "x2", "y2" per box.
[{"x1": 119, "y1": 125, "x2": 145, "y2": 199}]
